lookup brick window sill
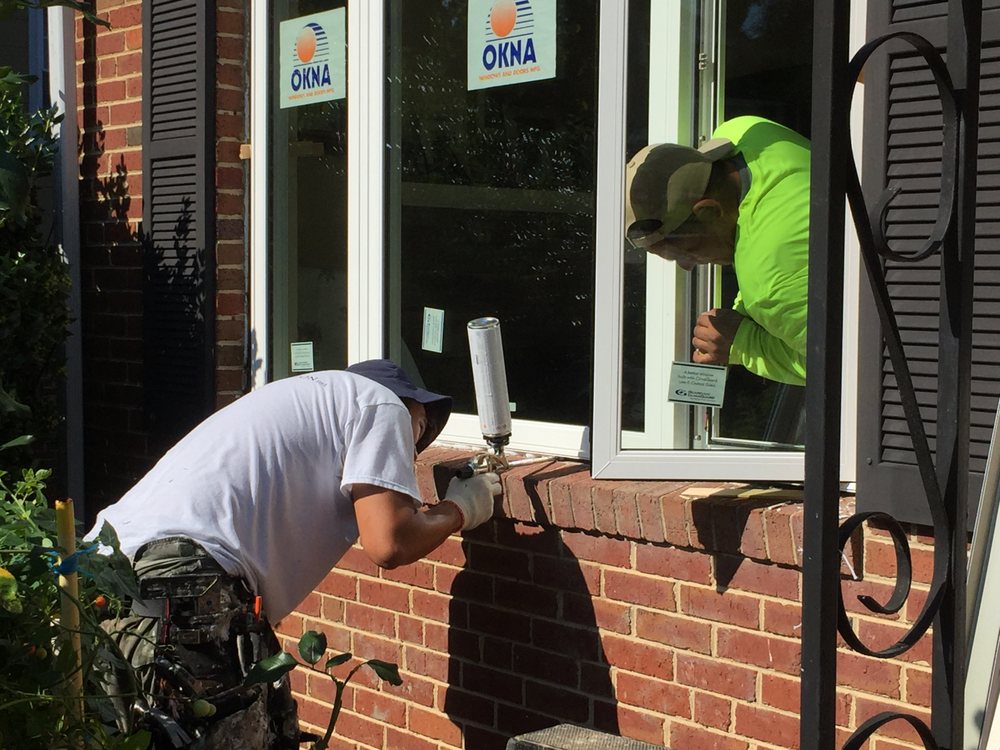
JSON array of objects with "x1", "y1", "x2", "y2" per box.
[{"x1": 416, "y1": 447, "x2": 857, "y2": 572}]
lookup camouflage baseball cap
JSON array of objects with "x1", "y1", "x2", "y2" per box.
[{"x1": 624, "y1": 138, "x2": 735, "y2": 248}]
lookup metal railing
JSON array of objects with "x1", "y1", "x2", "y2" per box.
[{"x1": 801, "y1": 1, "x2": 981, "y2": 748}]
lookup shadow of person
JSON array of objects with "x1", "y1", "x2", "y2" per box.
[{"x1": 443, "y1": 465, "x2": 619, "y2": 750}]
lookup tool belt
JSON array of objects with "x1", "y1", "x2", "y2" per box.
[{"x1": 105, "y1": 538, "x2": 299, "y2": 749}]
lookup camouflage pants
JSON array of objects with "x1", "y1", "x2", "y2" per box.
[{"x1": 101, "y1": 538, "x2": 300, "y2": 750}]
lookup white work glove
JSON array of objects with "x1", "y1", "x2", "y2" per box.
[{"x1": 443, "y1": 472, "x2": 502, "y2": 530}]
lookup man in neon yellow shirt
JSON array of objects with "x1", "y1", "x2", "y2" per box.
[{"x1": 624, "y1": 116, "x2": 810, "y2": 385}]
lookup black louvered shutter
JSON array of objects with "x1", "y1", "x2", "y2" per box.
[
  {"x1": 142, "y1": 0, "x2": 216, "y2": 449},
  {"x1": 857, "y1": 2, "x2": 1000, "y2": 528}
]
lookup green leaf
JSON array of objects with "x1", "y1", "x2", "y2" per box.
[
  {"x1": 324, "y1": 652, "x2": 352, "y2": 671},
  {"x1": 0, "y1": 567, "x2": 18, "y2": 601},
  {"x1": 366, "y1": 659, "x2": 403, "y2": 686},
  {"x1": 0, "y1": 150, "x2": 29, "y2": 224},
  {"x1": 95, "y1": 520, "x2": 122, "y2": 549},
  {"x1": 243, "y1": 651, "x2": 298, "y2": 686},
  {"x1": 79, "y1": 521, "x2": 142, "y2": 600},
  {"x1": 0, "y1": 67, "x2": 29, "y2": 87},
  {"x1": 119, "y1": 730, "x2": 151, "y2": 750},
  {"x1": 297, "y1": 630, "x2": 327, "y2": 666},
  {"x1": 0, "y1": 434, "x2": 33, "y2": 451},
  {"x1": 53, "y1": 638, "x2": 77, "y2": 672},
  {"x1": 0, "y1": 384, "x2": 30, "y2": 416}
]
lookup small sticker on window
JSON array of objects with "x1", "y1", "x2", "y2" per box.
[
  {"x1": 422, "y1": 307, "x2": 445, "y2": 353},
  {"x1": 668, "y1": 361, "x2": 727, "y2": 408},
  {"x1": 290, "y1": 341, "x2": 315, "y2": 372}
]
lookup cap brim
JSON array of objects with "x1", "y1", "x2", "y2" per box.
[
  {"x1": 626, "y1": 221, "x2": 670, "y2": 249},
  {"x1": 697, "y1": 138, "x2": 735, "y2": 161}
]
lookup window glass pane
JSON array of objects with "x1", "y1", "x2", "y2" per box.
[
  {"x1": 385, "y1": 0, "x2": 599, "y2": 425},
  {"x1": 620, "y1": 0, "x2": 696, "y2": 450},
  {"x1": 714, "y1": 0, "x2": 811, "y2": 447},
  {"x1": 269, "y1": 0, "x2": 349, "y2": 379},
  {"x1": 620, "y1": 0, "x2": 811, "y2": 451},
  {"x1": 622, "y1": 1, "x2": 652, "y2": 434}
]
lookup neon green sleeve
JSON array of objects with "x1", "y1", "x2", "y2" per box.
[
  {"x1": 728, "y1": 177, "x2": 810, "y2": 385},
  {"x1": 731, "y1": 314, "x2": 806, "y2": 385}
]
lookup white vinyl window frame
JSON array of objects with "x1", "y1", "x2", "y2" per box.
[
  {"x1": 250, "y1": 0, "x2": 385, "y2": 388},
  {"x1": 591, "y1": 0, "x2": 865, "y2": 481},
  {"x1": 250, "y1": 0, "x2": 863, "y2": 475},
  {"x1": 250, "y1": 0, "x2": 591, "y2": 458},
  {"x1": 250, "y1": 2, "x2": 267, "y2": 389}
]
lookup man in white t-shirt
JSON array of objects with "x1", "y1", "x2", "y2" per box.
[{"x1": 91, "y1": 360, "x2": 499, "y2": 749}]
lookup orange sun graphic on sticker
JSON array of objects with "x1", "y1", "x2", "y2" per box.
[
  {"x1": 490, "y1": 0, "x2": 517, "y2": 37},
  {"x1": 296, "y1": 27, "x2": 317, "y2": 63}
]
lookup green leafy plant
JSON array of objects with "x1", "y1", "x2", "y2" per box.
[
  {"x1": 0, "y1": 66, "x2": 71, "y2": 466},
  {"x1": 0, "y1": 0, "x2": 107, "y2": 26},
  {"x1": 0, "y1": 463, "x2": 148, "y2": 749},
  {"x1": 245, "y1": 629, "x2": 403, "y2": 750}
]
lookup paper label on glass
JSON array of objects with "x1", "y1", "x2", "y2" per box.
[
  {"x1": 290, "y1": 341, "x2": 315, "y2": 372},
  {"x1": 668, "y1": 362, "x2": 728, "y2": 408},
  {"x1": 467, "y1": 0, "x2": 556, "y2": 91},
  {"x1": 279, "y1": 9, "x2": 346, "y2": 109},
  {"x1": 422, "y1": 307, "x2": 445, "y2": 353}
]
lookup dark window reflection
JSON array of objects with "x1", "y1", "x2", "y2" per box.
[
  {"x1": 269, "y1": 0, "x2": 349, "y2": 376},
  {"x1": 723, "y1": 0, "x2": 812, "y2": 138},
  {"x1": 621, "y1": 0, "x2": 652, "y2": 433},
  {"x1": 386, "y1": 1, "x2": 599, "y2": 424},
  {"x1": 718, "y1": 0, "x2": 811, "y2": 444}
]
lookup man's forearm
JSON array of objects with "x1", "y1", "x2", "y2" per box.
[
  {"x1": 387, "y1": 501, "x2": 464, "y2": 567},
  {"x1": 353, "y1": 484, "x2": 465, "y2": 569}
]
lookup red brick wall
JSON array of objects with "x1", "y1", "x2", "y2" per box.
[
  {"x1": 276, "y1": 448, "x2": 935, "y2": 750},
  {"x1": 77, "y1": 0, "x2": 148, "y2": 511},
  {"x1": 72, "y1": 8, "x2": 937, "y2": 747},
  {"x1": 77, "y1": 1, "x2": 248, "y2": 514},
  {"x1": 215, "y1": 0, "x2": 248, "y2": 410}
]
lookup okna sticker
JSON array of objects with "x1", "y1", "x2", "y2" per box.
[
  {"x1": 467, "y1": 0, "x2": 556, "y2": 91},
  {"x1": 279, "y1": 9, "x2": 346, "y2": 109}
]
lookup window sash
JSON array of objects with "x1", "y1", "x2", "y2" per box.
[
  {"x1": 591, "y1": 0, "x2": 863, "y2": 481},
  {"x1": 249, "y1": 0, "x2": 862, "y2": 481}
]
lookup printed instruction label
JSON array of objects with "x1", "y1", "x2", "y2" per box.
[
  {"x1": 422, "y1": 308, "x2": 445, "y2": 353},
  {"x1": 668, "y1": 361, "x2": 728, "y2": 408},
  {"x1": 290, "y1": 341, "x2": 315, "y2": 372}
]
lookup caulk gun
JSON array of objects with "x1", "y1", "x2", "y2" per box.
[{"x1": 433, "y1": 317, "x2": 516, "y2": 497}]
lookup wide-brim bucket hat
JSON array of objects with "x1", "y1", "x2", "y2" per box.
[{"x1": 346, "y1": 359, "x2": 452, "y2": 453}]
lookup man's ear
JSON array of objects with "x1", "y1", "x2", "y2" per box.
[{"x1": 691, "y1": 198, "x2": 723, "y2": 224}]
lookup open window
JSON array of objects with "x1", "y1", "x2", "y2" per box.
[
  {"x1": 250, "y1": 0, "x2": 860, "y2": 478},
  {"x1": 593, "y1": 0, "x2": 862, "y2": 480},
  {"x1": 380, "y1": 0, "x2": 600, "y2": 456}
]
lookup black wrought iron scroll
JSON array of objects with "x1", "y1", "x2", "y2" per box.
[{"x1": 801, "y1": 2, "x2": 980, "y2": 749}]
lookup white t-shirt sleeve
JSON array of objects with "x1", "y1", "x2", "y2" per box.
[{"x1": 341, "y1": 402, "x2": 423, "y2": 503}]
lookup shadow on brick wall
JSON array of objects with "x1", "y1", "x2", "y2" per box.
[
  {"x1": 79, "y1": 45, "x2": 149, "y2": 518},
  {"x1": 139, "y1": 193, "x2": 212, "y2": 454},
  {"x1": 79, "y1": 15, "x2": 215, "y2": 520},
  {"x1": 444, "y1": 465, "x2": 619, "y2": 749},
  {"x1": 690, "y1": 496, "x2": 778, "y2": 590}
]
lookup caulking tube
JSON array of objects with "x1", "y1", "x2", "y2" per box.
[{"x1": 467, "y1": 317, "x2": 512, "y2": 452}]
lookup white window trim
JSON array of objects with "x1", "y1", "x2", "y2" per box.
[
  {"x1": 250, "y1": 0, "x2": 863, "y2": 478},
  {"x1": 592, "y1": 0, "x2": 865, "y2": 482},
  {"x1": 347, "y1": 0, "x2": 386, "y2": 363},
  {"x1": 251, "y1": 1, "x2": 386, "y2": 380},
  {"x1": 250, "y1": 1, "x2": 269, "y2": 389},
  {"x1": 621, "y1": 0, "x2": 696, "y2": 451}
]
